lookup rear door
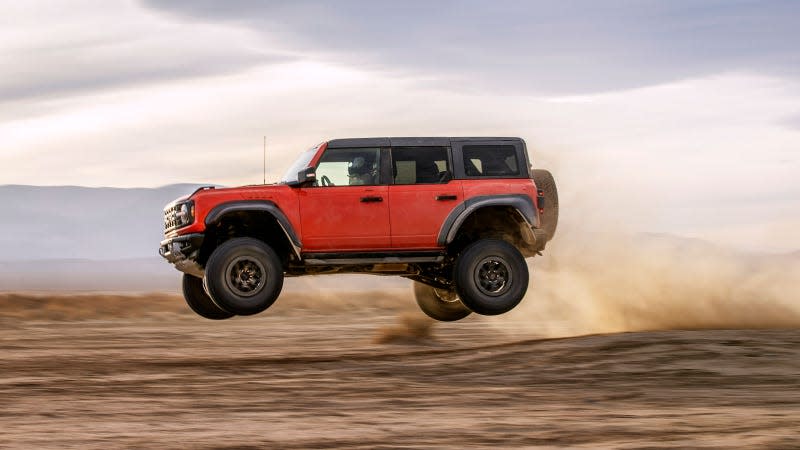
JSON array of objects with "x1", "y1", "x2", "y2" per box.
[
  {"x1": 298, "y1": 146, "x2": 391, "y2": 251},
  {"x1": 388, "y1": 145, "x2": 463, "y2": 249}
]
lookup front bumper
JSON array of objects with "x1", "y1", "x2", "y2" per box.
[{"x1": 159, "y1": 233, "x2": 205, "y2": 278}]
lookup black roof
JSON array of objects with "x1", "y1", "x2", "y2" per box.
[{"x1": 327, "y1": 137, "x2": 524, "y2": 148}]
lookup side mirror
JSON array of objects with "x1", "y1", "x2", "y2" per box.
[{"x1": 297, "y1": 167, "x2": 316, "y2": 184}]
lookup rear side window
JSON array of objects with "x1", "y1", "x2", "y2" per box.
[
  {"x1": 462, "y1": 145, "x2": 520, "y2": 177},
  {"x1": 391, "y1": 147, "x2": 451, "y2": 184}
]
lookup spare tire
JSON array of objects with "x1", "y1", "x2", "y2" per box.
[{"x1": 532, "y1": 169, "x2": 558, "y2": 241}]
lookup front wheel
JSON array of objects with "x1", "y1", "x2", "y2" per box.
[
  {"x1": 182, "y1": 274, "x2": 235, "y2": 320},
  {"x1": 204, "y1": 238, "x2": 284, "y2": 316},
  {"x1": 454, "y1": 239, "x2": 529, "y2": 316},
  {"x1": 413, "y1": 282, "x2": 472, "y2": 322}
]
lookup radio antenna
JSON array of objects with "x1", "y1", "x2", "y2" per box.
[{"x1": 263, "y1": 136, "x2": 266, "y2": 184}]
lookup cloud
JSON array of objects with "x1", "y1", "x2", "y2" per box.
[
  {"x1": 0, "y1": 39, "x2": 278, "y2": 104},
  {"x1": 0, "y1": 1, "x2": 286, "y2": 104},
  {"x1": 781, "y1": 112, "x2": 800, "y2": 131},
  {"x1": 141, "y1": 0, "x2": 800, "y2": 94}
]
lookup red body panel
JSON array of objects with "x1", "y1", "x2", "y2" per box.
[
  {"x1": 171, "y1": 184, "x2": 302, "y2": 238},
  {"x1": 308, "y1": 141, "x2": 328, "y2": 167},
  {"x1": 461, "y1": 178, "x2": 538, "y2": 206},
  {"x1": 388, "y1": 180, "x2": 464, "y2": 249},
  {"x1": 297, "y1": 185, "x2": 391, "y2": 251}
]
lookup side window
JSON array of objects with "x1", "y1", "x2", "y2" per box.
[
  {"x1": 462, "y1": 145, "x2": 520, "y2": 177},
  {"x1": 315, "y1": 147, "x2": 381, "y2": 186},
  {"x1": 391, "y1": 147, "x2": 451, "y2": 184}
]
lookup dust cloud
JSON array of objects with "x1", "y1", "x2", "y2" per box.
[
  {"x1": 373, "y1": 312, "x2": 436, "y2": 344},
  {"x1": 484, "y1": 147, "x2": 800, "y2": 337},
  {"x1": 497, "y1": 230, "x2": 800, "y2": 337}
]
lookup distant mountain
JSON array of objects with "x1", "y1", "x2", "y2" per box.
[
  {"x1": 0, "y1": 258, "x2": 179, "y2": 292},
  {"x1": 0, "y1": 184, "x2": 205, "y2": 261}
]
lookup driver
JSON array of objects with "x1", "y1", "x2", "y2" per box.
[{"x1": 348, "y1": 155, "x2": 376, "y2": 185}]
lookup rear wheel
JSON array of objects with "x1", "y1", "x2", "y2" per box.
[
  {"x1": 413, "y1": 282, "x2": 472, "y2": 322},
  {"x1": 454, "y1": 239, "x2": 529, "y2": 316},
  {"x1": 182, "y1": 274, "x2": 234, "y2": 320},
  {"x1": 532, "y1": 169, "x2": 559, "y2": 241},
  {"x1": 204, "y1": 237, "x2": 284, "y2": 316}
]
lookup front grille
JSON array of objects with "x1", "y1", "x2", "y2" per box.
[{"x1": 164, "y1": 204, "x2": 179, "y2": 233}]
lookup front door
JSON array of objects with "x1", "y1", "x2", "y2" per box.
[{"x1": 298, "y1": 146, "x2": 391, "y2": 252}]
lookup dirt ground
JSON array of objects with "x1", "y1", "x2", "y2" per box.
[{"x1": 1, "y1": 291, "x2": 799, "y2": 449}]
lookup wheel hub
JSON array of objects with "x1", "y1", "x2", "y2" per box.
[
  {"x1": 225, "y1": 256, "x2": 267, "y2": 297},
  {"x1": 433, "y1": 288, "x2": 459, "y2": 303},
  {"x1": 474, "y1": 256, "x2": 512, "y2": 297}
]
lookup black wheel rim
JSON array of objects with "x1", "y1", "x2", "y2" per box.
[
  {"x1": 474, "y1": 256, "x2": 512, "y2": 297},
  {"x1": 225, "y1": 256, "x2": 266, "y2": 297}
]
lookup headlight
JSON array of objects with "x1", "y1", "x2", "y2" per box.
[
  {"x1": 177, "y1": 203, "x2": 190, "y2": 221},
  {"x1": 165, "y1": 200, "x2": 195, "y2": 231},
  {"x1": 175, "y1": 201, "x2": 195, "y2": 227}
]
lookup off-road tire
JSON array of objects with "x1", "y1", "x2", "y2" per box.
[
  {"x1": 204, "y1": 237, "x2": 284, "y2": 316},
  {"x1": 182, "y1": 274, "x2": 235, "y2": 320},
  {"x1": 413, "y1": 282, "x2": 472, "y2": 322},
  {"x1": 532, "y1": 169, "x2": 559, "y2": 241},
  {"x1": 454, "y1": 239, "x2": 529, "y2": 316}
]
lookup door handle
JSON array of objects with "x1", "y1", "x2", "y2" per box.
[
  {"x1": 360, "y1": 196, "x2": 383, "y2": 203},
  {"x1": 436, "y1": 194, "x2": 458, "y2": 201}
]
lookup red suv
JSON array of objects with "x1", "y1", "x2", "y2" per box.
[{"x1": 160, "y1": 137, "x2": 558, "y2": 321}]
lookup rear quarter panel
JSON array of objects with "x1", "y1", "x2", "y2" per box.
[{"x1": 460, "y1": 179, "x2": 537, "y2": 203}]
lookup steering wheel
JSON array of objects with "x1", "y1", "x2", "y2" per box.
[{"x1": 320, "y1": 175, "x2": 334, "y2": 187}]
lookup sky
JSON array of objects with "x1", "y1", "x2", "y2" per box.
[{"x1": 1, "y1": 0, "x2": 799, "y2": 251}]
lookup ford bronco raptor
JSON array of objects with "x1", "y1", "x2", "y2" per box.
[{"x1": 160, "y1": 137, "x2": 558, "y2": 321}]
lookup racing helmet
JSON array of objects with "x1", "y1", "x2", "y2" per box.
[
  {"x1": 348, "y1": 155, "x2": 376, "y2": 185},
  {"x1": 348, "y1": 156, "x2": 371, "y2": 176}
]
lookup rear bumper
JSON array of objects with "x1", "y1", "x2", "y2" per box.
[{"x1": 159, "y1": 233, "x2": 205, "y2": 277}]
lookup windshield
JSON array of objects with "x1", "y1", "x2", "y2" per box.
[{"x1": 280, "y1": 145, "x2": 319, "y2": 183}]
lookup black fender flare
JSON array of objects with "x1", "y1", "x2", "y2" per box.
[
  {"x1": 204, "y1": 201, "x2": 302, "y2": 259},
  {"x1": 437, "y1": 194, "x2": 540, "y2": 246}
]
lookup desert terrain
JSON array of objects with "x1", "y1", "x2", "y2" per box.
[
  {"x1": 2, "y1": 229, "x2": 799, "y2": 448},
  {"x1": 1, "y1": 282, "x2": 799, "y2": 449}
]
